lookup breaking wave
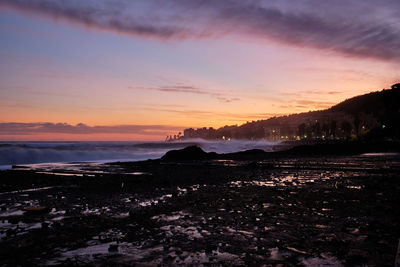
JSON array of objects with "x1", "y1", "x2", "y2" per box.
[{"x1": 0, "y1": 139, "x2": 278, "y2": 167}]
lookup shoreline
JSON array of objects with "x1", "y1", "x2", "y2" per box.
[
  {"x1": 2, "y1": 139, "x2": 399, "y2": 170},
  {"x1": 0, "y1": 142, "x2": 400, "y2": 265}
]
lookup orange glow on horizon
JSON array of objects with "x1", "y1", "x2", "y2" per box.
[{"x1": 0, "y1": 133, "x2": 168, "y2": 142}]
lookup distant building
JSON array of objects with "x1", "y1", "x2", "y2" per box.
[{"x1": 183, "y1": 128, "x2": 195, "y2": 139}]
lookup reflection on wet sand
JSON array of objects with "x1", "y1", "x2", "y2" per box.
[{"x1": 0, "y1": 153, "x2": 400, "y2": 265}]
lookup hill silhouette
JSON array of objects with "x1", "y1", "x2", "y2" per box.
[
  {"x1": 180, "y1": 83, "x2": 400, "y2": 141},
  {"x1": 330, "y1": 83, "x2": 400, "y2": 119}
]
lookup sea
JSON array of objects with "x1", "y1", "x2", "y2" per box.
[{"x1": 0, "y1": 139, "x2": 279, "y2": 170}]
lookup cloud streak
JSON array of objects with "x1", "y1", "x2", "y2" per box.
[
  {"x1": 280, "y1": 99, "x2": 335, "y2": 110},
  {"x1": 143, "y1": 106, "x2": 284, "y2": 122},
  {"x1": 0, "y1": 122, "x2": 182, "y2": 136},
  {"x1": 130, "y1": 84, "x2": 241, "y2": 103},
  {"x1": 1, "y1": 0, "x2": 399, "y2": 60},
  {"x1": 0, "y1": 0, "x2": 183, "y2": 39}
]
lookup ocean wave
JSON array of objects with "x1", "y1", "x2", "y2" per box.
[{"x1": 0, "y1": 140, "x2": 278, "y2": 166}]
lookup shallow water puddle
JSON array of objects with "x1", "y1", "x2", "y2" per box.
[
  {"x1": 36, "y1": 171, "x2": 89, "y2": 177},
  {"x1": 0, "y1": 220, "x2": 50, "y2": 240},
  {"x1": 136, "y1": 193, "x2": 173, "y2": 207},
  {"x1": 224, "y1": 226, "x2": 254, "y2": 236},
  {"x1": 152, "y1": 211, "x2": 191, "y2": 222},
  {"x1": 268, "y1": 247, "x2": 292, "y2": 261},
  {"x1": 125, "y1": 172, "x2": 149, "y2": 175},
  {"x1": 0, "y1": 209, "x2": 24, "y2": 217},
  {"x1": 212, "y1": 159, "x2": 244, "y2": 167},
  {"x1": 169, "y1": 248, "x2": 242, "y2": 265},
  {"x1": 46, "y1": 242, "x2": 164, "y2": 265},
  {"x1": 0, "y1": 186, "x2": 56, "y2": 195},
  {"x1": 82, "y1": 206, "x2": 106, "y2": 216},
  {"x1": 94, "y1": 228, "x2": 126, "y2": 240},
  {"x1": 346, "y1": 185, "x2": 362, "y2": 190},
  {"x1": 300, "y1": 253, "x2": 343, "y2": 266},
  {"x1": 161, "y1": 225, "x2": 203, "y2": 239}
]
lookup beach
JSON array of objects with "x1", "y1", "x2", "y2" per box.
[{"x1": 1, "y1": 145, "x2": 400, "y2": 265}]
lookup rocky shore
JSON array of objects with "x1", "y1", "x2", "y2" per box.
[{"x1": 1, "y1": 145, "x2": 400, "y2": 265}]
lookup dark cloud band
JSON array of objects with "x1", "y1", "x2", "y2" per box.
[{"x1": 1, "y1": 0, "x2": 399, "y2": 60}]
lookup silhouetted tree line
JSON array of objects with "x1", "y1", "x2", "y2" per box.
[
  {"x1": 175, "y1": 83, "x2": 400, "y2": 141},
  {"x1": 183, "y1": 117, "x2": 369, "y2": 141}
]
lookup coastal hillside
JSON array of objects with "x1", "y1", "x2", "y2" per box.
[
  {"x1": 177, "y1": 83, "x2": 400, "y2": 141},
  {"x1": 330, "y1": 83, "x2": 400, "y2": 125}
]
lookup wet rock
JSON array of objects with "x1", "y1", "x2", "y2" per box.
[
  {"x1": 108, "y1": 244, "x2": 119, "y2": 252},
  {"x1": 346, "y1": 249, "x2": 368, "y2": 265},
  {"x1": 129, "y1": 207, "x2": 149, "y2": 218},
  {"x1": 161, "y1": 146, "x2": 217, "y2": 161},
  {"x1": 246, "y1": 161, "x2": 260, "y2": 169},
  {"x1": 205, "y1": 244, "x2": 217, "y2": 256},
  {"x1": 42, "y1": 222, "x2": 49, "y2": 229},
  {"x1": 24, "y1": 206, "x2": 50, "y2": 215},
  {"x1": 1, "y1": 152, "x2": 400, "y2": 266}
]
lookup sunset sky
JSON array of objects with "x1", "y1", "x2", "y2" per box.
[{"x1": 0, "y1": 0, "x2": 399, "y2": 140}]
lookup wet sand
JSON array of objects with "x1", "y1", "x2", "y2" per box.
[{"x1": 1, "y1": 151, "x2": 400, "y2": 265}]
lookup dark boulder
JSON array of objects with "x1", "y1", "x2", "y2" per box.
[
  {"x1": 161, "y1": 146, "x2": 217, "y2": 161},
  {"x1": 24, "y1": 206, "x2": 50, "y2": 215},
  {"x1": 225, "y1": 149, "x2": 266, "y2": 160}
]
